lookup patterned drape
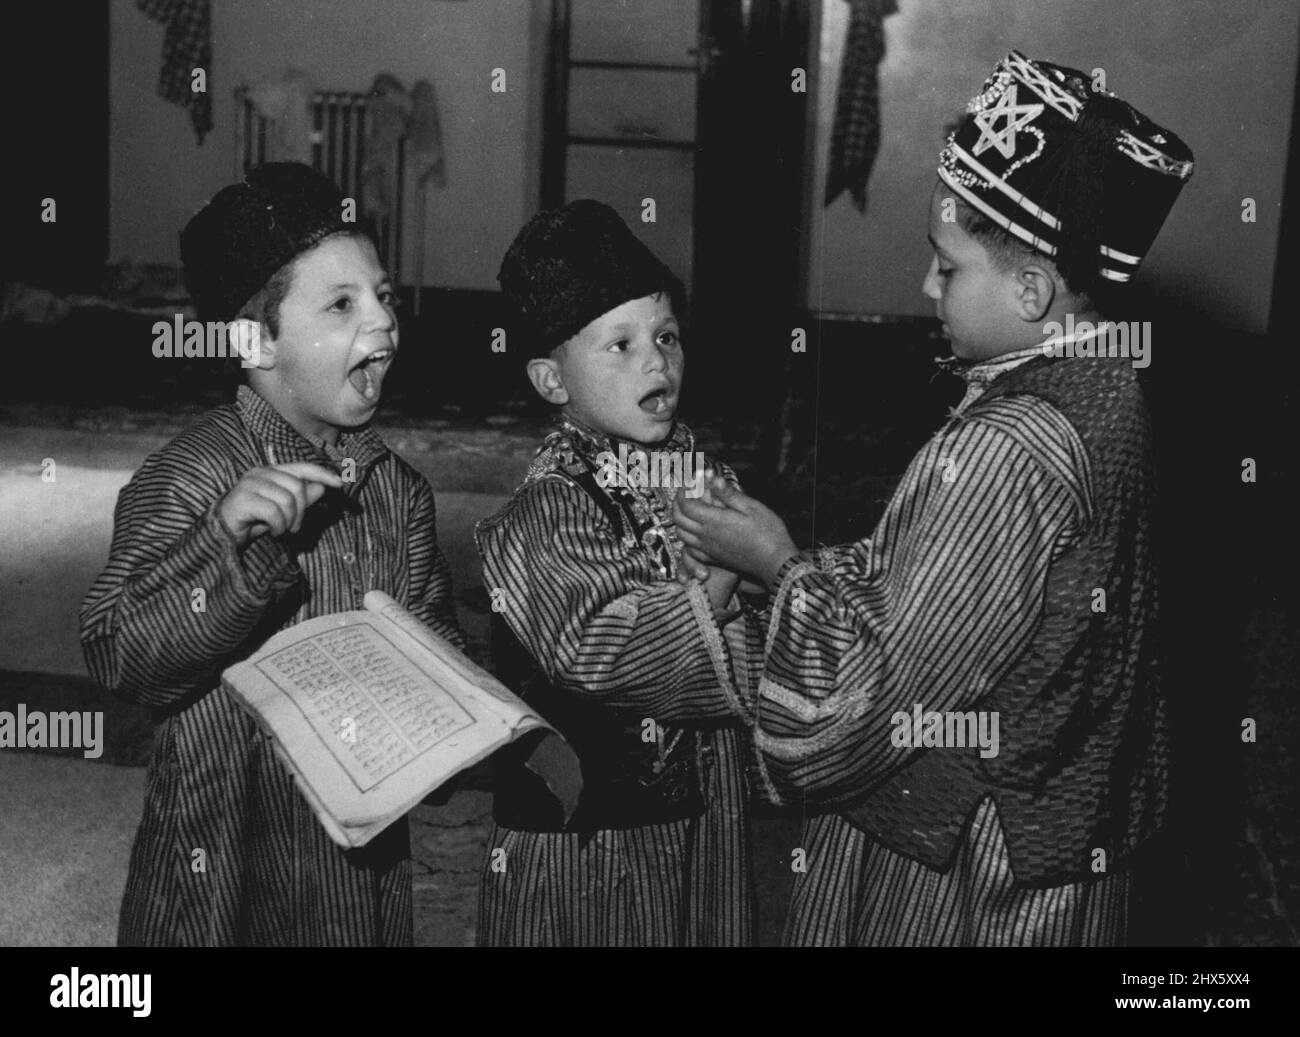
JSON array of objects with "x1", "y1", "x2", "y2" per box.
[
  {"x1": 136, "y1": 0, "x2": 212, "y2": 144},
  {"x1": 825, "y1": 0, "x2": 898, "y2": 211}
]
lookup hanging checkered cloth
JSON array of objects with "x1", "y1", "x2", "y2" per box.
[
  {"x1": 824, "y1": 0, "x2": 897, "y2": 211},
  {"x1": 137, "y1": 0, "x2": 213, "y2": 144}
]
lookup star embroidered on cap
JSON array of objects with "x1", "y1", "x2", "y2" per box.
[{"x1": 972, "y1": 83, "x2": 1045, "y2": 160}]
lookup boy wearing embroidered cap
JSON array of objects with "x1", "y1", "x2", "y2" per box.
[
  {"x1": 674, "y1": 52, "x2": 1193, "y2": 946},
  {"x1": 475, "y1": 199, "x2": 768, "y2": 946},
  {"x1": 80, "y1": 162, "x2": 464, "y2": 946}
]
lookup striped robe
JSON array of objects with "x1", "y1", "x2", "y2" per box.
[
  {"x1": 474, "y1": 417, "x2": 762, "y2": 946},
  {"x1": 761, "y1": 348, "x2": 1131, "y2": 946},
  {"x1": 80, "y1": 386, "x2": 464, "y2": 946}
]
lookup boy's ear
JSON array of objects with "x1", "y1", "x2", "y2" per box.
[
  {"x1": 229, "y1": 318, "x2": 275, "y2": 371},
  {"x1": 1013, "y1": 262, "x2": 1058, "y2": 323},
  {"x1": 526, "y1": 357, "x2": 568, "y2": 405}
]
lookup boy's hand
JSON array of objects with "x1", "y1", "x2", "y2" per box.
[
  {"x1": 217, "y1": 462, "x2": 344, "y2": 548},
  {"x1": 676, "y1": 548, "x2": 711, "y2": 585},
  {"x1": 675, "y1": 468, "x2": 726, "y2": 586},
  {"x1": 678, "y1": 545, "x2": 768, "y2": 598},
  {"x1": 702, "y1": 563, "x2": 740, "y2": 621},
  {"x1": 674, "y1": 480, "x2": 799, "y2": 592}
]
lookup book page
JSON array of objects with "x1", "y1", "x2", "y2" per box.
[
  {"x1": 253, "y1": 621, "x2": 479, "y2": 793},
  {"x1": 225, "y1": 600, "x2": 578, "y2": 847},
  {"x1": 364, "y1": 590, "x2": 538, "y2": 718}
]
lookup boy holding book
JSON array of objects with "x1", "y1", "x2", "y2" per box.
[{"x1": 80, "y1": 162, "x2": 464, "y2": 946}]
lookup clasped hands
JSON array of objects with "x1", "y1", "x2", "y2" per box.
[{"x1": 672, "y1": 472, "x2": 800, "y2": 621}]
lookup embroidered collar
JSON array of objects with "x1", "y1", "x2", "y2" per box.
[
  {"x1": 533, "y1": 413, "x2": 694, "y2": 470},
  {"x1": 235, "y1": 385, "x2": 389, "y2": 474},
  {"x1": 526, "y1": 413, "x2": 697, "y2": 578}
]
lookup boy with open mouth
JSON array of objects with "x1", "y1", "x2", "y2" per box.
[
  {"x1": 474, "y1": 199, "x2": 772, "y2": 946},
  {"x1": 81, "y1": 162, "x2": 464, "y2": 946}
]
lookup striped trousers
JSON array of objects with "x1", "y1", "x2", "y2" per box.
[
  {"x1": 477, "y1": 727, "x2": 754, "y2": 946},
  {"x1": 785, "y1": 797, "x2": 1130, "y2": 946}
]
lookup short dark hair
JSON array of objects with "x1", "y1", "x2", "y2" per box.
[
  {"x1": 952, "y1": 192, "x2": 1124, "y2": 313},
  {"x1": 237, "y1": 260, "x2": 296, "y2": 340},
  {"x1": 219, "y1": 258, "x2": 296, "y2": 387},
  {"x1": 949, "y1": 193, "x2": 1038, "y2": 273}
]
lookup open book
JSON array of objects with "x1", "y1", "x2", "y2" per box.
[{"x1": 222, "y1": 590, "x2": 580, "y2": 849}]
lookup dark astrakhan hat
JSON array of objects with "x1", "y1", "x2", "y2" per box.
[
  {"x1": 498, "y1": 199, "x2": 683, "y2": 353},
  {"x1": 939, "y1": 51, "x2": 1194, "y2": 285},
  {"x1": 181, "y1": 162, "x2": 356, "y2": 322}
]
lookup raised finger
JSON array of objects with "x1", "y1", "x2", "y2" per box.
[
  {"x1": 247, "y1": 478, "x2": 300, "y2": 535},
  {"x1": 258, "y1": 470, "x2": 311, "y2": 532},
  {"x1": 302, "y1": 481, "x2": 331, "y2": 509},
  {"x1": 243, "y1": 491, "x2": 295, "y2": 538},
  {"x1": 274, "y1": 461, "x2": 344, "y2": 489}
]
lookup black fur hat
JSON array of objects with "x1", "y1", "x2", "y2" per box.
[
  {"x1": 498, "y1": 199, "x2": 683, "y2": 354},
  {"x1": 181, "y1": 162, "x2": 359, "y2": 322}
]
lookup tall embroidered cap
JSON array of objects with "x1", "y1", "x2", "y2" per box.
[
  {"x1": 938, "y1": 51, "x2": 1194, "y2": 287},
  {"x1": 498, "y1": 199, "x2": 684, "y2": 354},
  {"x1": 181, "y1": 162, "x2": 362, "y2": 323}
]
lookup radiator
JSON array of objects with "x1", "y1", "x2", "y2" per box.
[{"x1": 233, "y1": 89, "x2": 406, "y2": 284}]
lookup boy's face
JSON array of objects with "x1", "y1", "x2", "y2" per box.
[
  {"x1": 544, "y1": 293, "x2": 683, "y2": 446},
  {"x1": 256, "y1": 234, "x2": 398, "y2": 444},
  {"x1": 922, "y1": 183, "x2": 1022, "y2": 361}
]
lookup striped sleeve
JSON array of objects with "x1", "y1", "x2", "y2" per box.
[
  {"x1": 476, "y1": 476, "x2": 743, "y2": 723},
  {"x1": 403, "y1": 473, "x2": 467, "y2": 651},
  {"x1": 757, "y1": 395, "x2": 1092, "y2": 802},
  {"x1": 79, "y1": 446, "x2": 300, "y2": 708}
]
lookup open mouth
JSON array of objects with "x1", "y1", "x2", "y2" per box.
[
  {"x1": 348, "y1": 347, "x2": 396, "y2": 402},
  {"x1": 638, "y1": 386, "x2": 674, "y2": 417}
]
